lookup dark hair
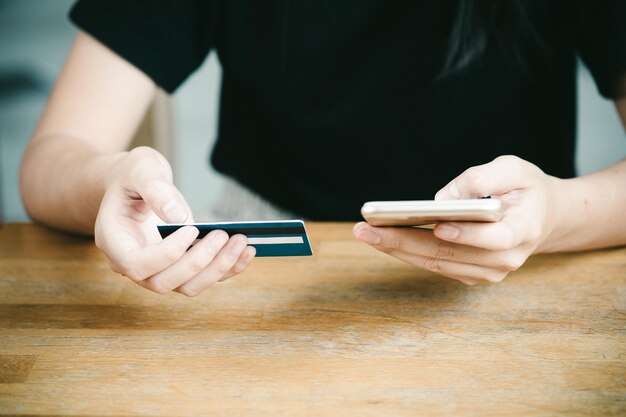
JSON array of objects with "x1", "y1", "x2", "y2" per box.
[{"x1": 441, "y1": 0, "x2": 546, "y2": 78}]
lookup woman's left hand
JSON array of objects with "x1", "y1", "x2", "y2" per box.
[{"x1": 353, "y1": 155, "x2": 561, "y2": 285}]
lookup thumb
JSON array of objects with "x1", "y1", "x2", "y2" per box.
[
  {"x1": 435, "y1": 155, "x2": 531, "y2": 200},
  {"x1": 135, "y1": 179, "x2": 192, "y2": 224}
]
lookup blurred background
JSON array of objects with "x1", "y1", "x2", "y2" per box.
[{"x1": 1, "y1": 0, "x2": 625, "y2": 223}]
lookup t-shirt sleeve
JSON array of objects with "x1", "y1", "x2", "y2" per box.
[
  {"x1": 69, "y1": 0, "x2": 215, "y2": 93},
  {"x1": 574, "y1": 0, "x2": 626, "y2": 99}
]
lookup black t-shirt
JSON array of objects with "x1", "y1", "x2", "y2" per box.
[{"x1": 70, "y1": 0, "x2": 626, "y2": 221}]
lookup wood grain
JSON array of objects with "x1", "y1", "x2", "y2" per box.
[
  {"x1": 0, "y1": 223, "x2": 624, "y2": 416},
  {"x1": 0, "y1": 355, "x2": 36, "y2": 383}
]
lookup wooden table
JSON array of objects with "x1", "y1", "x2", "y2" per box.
[{"x1": 0, "y1": 222, "x2": 624, "y2": 416}]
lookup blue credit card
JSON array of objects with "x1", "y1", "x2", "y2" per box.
[{"x1": 157, "y1": 220, "x2": 313, "y2": 257}]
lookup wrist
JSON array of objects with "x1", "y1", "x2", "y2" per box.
[
  {"x1": 101, "y1": 150, "x2": 131, "y2": 190},
  {"x1": 536, "y1": 176, "x2": 580, "y2": 253}
]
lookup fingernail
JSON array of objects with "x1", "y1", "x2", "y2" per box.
[
  {"x1": 162, "y1": 198, "x2": 187, "y2": 223},
  {"x1": 437, "y1": 224, "x2": 460, "y2": 239},
  {"x1": 356, "y1": 226, "x2": 382, "y2": 245},
  {"x1": 352, "y1": 222, "x2": 366, "y2": 234}
]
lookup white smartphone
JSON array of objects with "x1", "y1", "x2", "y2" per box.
[{"x1": 361, "y1": 199, "x2": 503, "y2": 227}]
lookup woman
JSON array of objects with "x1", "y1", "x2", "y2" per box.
[{"x1": 20, "y1": 0, "x2": 626, "y2": 295}]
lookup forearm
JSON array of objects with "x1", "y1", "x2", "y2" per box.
[
  {"x1": 20, "y1": 135, "x2": 127, "y2": 235},
  {"x1": 18, "y1": 31, "x2": 159, "y2": 235},
  {"x1": 541, "y1": 158, "x2": 626, "y2": 253}
]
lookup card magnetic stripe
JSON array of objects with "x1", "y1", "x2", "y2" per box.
[
  {"x1": 158, "y1": 226, "x2": 305, "y2": 239},
  {"x1": 157, "y1": 223, "x2": 312, "y2": 257}
]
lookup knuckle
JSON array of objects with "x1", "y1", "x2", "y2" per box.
[
  {"x1": 108, "y1": 261, "x2": 124, "y2": 276},
  {"x1": 203, "y1": 232, "x2": 229, "y2": 255},
  {"x1": 129, "y1": 145, "x2": 154, "y2": 157},
  {"x1": 129, "y1": 147, "x2": 172, "y2": 180},
  {"x1": 179, "y1": 285, "x2": 201, "y2": 298},
  {"x1": 496, "y1": 155, "x2": 537, "y2": 177},
  {"x1": 385, "y1": 232, "x2": 402, "y2": 250},
  {"x1": 422, "y1": 256, "x2": 443, "y2": 273},
  {"x1": 130, "y1": 146, "x2": 161, "y2": 164},
  {"x1": 188, "y1": 254, "x2": 209, "y2": 272},
  {"x1": 163, "y1": 247, "x2": 183, "y2": 264},
  {"x1": 526, "y1": 225, "x2": 543, "y2": 243},
  {"x1": 149, "y1": 280, "x2": 170, "y2": 294},
  {"x1": 231, "y1": 260, "x2": 249, "y2": 275},
  {"x1": 495, "y1": 154, "x2": 520, "y2": 163},
  {"x1": 119, "y1": 263, "x2": 143, "y2": 282},
  {"x1": 485, "y1": 270, "x2": 508, "y2": 283},
  {"x1": 226, "y1": 249, "x2": 243, "y2": 264},
  {"x1": 214, "y1": 258, "x2": 235, "y2": 276},
  {"x1": 501, "y1": 254, "x2": 525, "y2": 271},
  {"x1": 224, "y1": 243, "x2": 244, "y2": 264},
  {"x1": 464, "y1": 166, "x2": 482, "y2": 179},
  {"x1": 203, "y1": 244, "x2": 221, "y2": 260},
  {"x1": 231, "y1": 264, "x2": 245, "y2": 275},
  {"x1": 498, "y1": 155, "x2": 526, "y2": 172},
  {"x1": 463, "y1": 167, "x2": 488, "y2": 196},
  {"x1": 219, "y1": 273, "x2": 234, "y2": 283},
  {"x1": 377, "y1": 244, "x2": 394, "y2": 255},
  {"x1": 434, "y1": 240, "x2": 455, "y2": 259},
  {"x1": 229, "y1": 249, "x2": 255, "y2": 276}
]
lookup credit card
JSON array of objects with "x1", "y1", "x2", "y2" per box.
[{"x1": 157, "y1": 220, "x2": 313, "y2": 257}]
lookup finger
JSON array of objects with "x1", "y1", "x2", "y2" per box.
[
  {"x1": 117, "y1": 147, "x2": 191, "y2": 224},
  {"x1": 218, "y1": 245, "x2": 257, "y2": 282},
  {"x1": 142, "y1": 229, "x2": 230, "y2": 293},
  {"x1": 354, "y1": 222, "x2": 512, "y2": 268},
  {"x1": 454, "y1": 277, "x2": 481, "y2": 286},
  {"x1": 176, "y1": 234, "x2": 249, "y2": 296},
  {"x1": 133, "y1": 178, "x2": 192, "y2": 224},
  {"x1": 434, "y1": 214, "x2": 538, "y2": 255},
  {"x1": 435, "y1": 155, "x2": 538, "y2": 200},
  {"x1": 107, "y1": 225, "x2": 199, "y2": 282},
  {"x1": 374, "y1": 248, "x2": 508, "y2": 284}
]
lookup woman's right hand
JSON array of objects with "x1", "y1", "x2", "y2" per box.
[{"x1": 95, "y1": 146, "x2": 256, "y2": 296}]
